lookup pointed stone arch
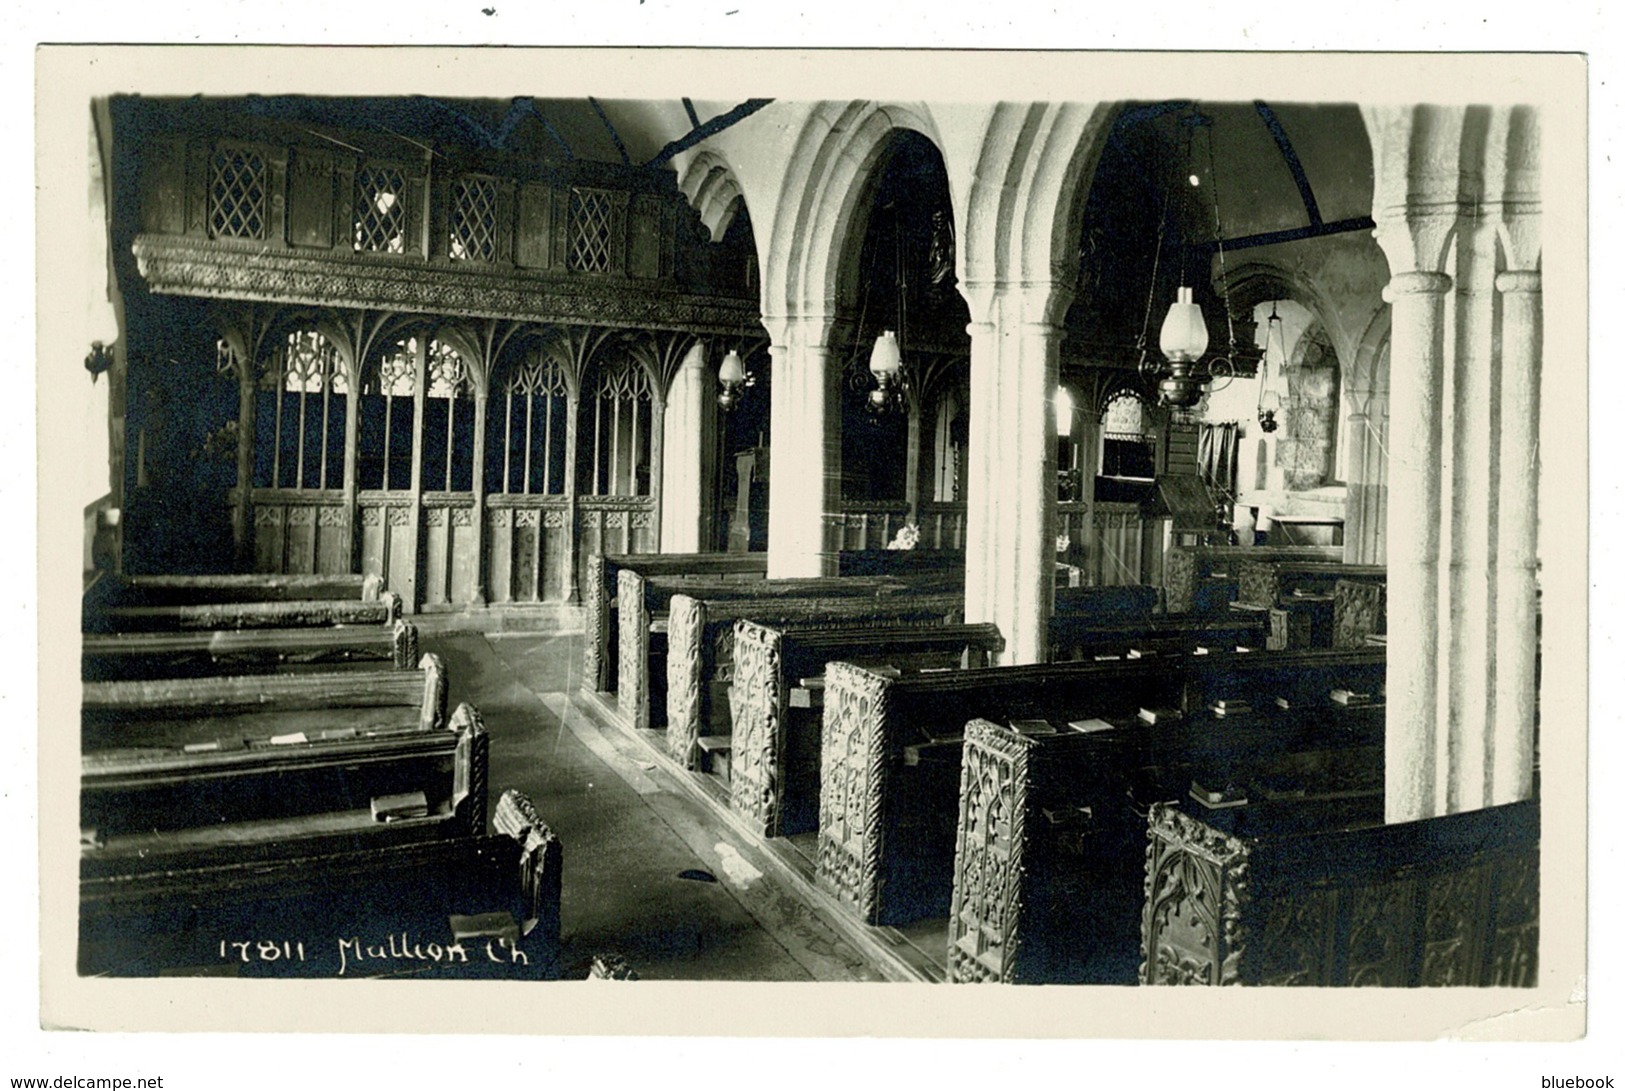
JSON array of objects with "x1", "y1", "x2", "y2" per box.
[{"x1": 677, "y1": 150, "x2": 747, "y2": 244}]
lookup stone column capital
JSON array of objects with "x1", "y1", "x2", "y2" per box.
[
  {"x1": 1496, "y1": 270, "x2": 1543, "y2": 295},
  {"x1": 956, "y1": 279, "x2": 1074, "y2": 330},
  {"x1": 1382, "y1": 270, "x2": 1454, "y2": 303}
]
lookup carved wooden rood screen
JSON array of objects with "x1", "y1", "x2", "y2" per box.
[{"x1": 121, "y1": 99, "x2": 758, "y2": 610}]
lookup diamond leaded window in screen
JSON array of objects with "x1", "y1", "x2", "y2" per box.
[
  {"x1": 450, "y1": 177, "x2": 499, "y2": 262},
  {"x1": 209, "y1": 145, "x2": 268, "y2": 240},
  {"x1": 580, "y1": 357, "x2": 654, "y2": 497},
  {"x1": 254, "y1": 331, "x2": 348, "y2": 490},
  {"x1": 489, "y1": 349, "x2": 570, "y2": 495},
  {"x1": 569, "y1": 187, "x2": 616, "y2": 273},
  {"x1": 354, "y1": 166, "x2": 409, "y2": 254}
]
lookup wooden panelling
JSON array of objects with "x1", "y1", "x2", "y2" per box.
[
  {"x1": 140, "y1": 137, "x2": 188, "y2": 235},
  {"x1": 839, "y1": 501, "x2": 910, "y2": 551},
  {"x1": 915, "y1": 502, "x2": 966, "y2": 550},
  {"x1": 286, "y1": 147, "x2": 335, "y2": 248},
  {"x1": 515, "y1": 183, "x2": 556, "y2": 270}
]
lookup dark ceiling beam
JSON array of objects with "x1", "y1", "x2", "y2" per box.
[
  {"x1": 682, "y1": 97, "x2": 702, "y2": 128},
  {"x1": 1252, "y1": 101, "x2": 1322, "y2": 228},
  {"x1": 587, "y1": 97, "x2": 633, "y2": 166},
  {"x1": 644, "y1": 98, "x2": 775, "y2": 169},
  {"x1": 1196, "y1": 215, "x2": 1375, "y2": 255}
]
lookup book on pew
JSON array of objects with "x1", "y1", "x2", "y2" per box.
[
  {"x1": 1138, "y1": 707, "x2": 1183, "y2": 725},
  {"x1": 370, "y1": 790, "x2": 430, "y2": 822},
  {"x1": 449, "y1": 911, "x2": 520, "y2": 945},
  {"x1": 1329, "y1": 688, "x2": 1374, "y2": 706},
  {"x1": 267, "y1": 731, "x2": 309, "y2": 746},
  {"x1": 1210, "y1": 699, "x2": 1252, "y2": 718},
  {"x1": 1067, "y1": 718, "x2": 1115, "y2": 734},
  {"x1": 1093, "y1": 654, "x2": 1123, "y2": 662},
  {"x1": 1009, "y1": 719, "x2": 1058, "y2": 737},
  {"x1": 1190, "y1": 780, "x2": 1249, "y2": 809},
  {"x1": 1275, "y1": 696, "x2": 1293, "y2": 711}
]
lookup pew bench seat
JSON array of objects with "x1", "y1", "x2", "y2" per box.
[
  {"x1": 82, "y1": 619, "x2": 419, "y2": 681},
  {"x1": 727, "y1": 622, "x2": 1000, "y2": 839},
  {"x1": 80, "y1": 789, "x2": 561, "y2": 980},
  {"x1": 81, "y1": 701, "x2": 488, "y2": 859},
  {"x1": 820, "y1": 648, "x2": 1388, "y2": 928},
  {"x1": 91, "y1": 592, "x2": 402, "y2": 634}
]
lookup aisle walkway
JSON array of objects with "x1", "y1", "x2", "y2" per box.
[{"x1": 427, "y1": 630, "x2": 882, "y2": 981}]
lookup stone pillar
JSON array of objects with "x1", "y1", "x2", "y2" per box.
[
  {"x1": 1492, "y1": 269, "x2": 1542, "y2": 806},
  {"x1": 765, "y1": 316, "x2": 841, "y2": 578},
  {"x1": 962, "y1": 283, "x2": 1066, "y2": 665},
  {"x1": 1382, "y1": 269, "x2": 1453, "y2": 822},
  {"x1": 660, "y1": 341, "x2": 716, "y2": 553},
  {"x1": 1370, "y1": 103, "x2": 1545, "y2": 822},
  {"x1": 1443, "y1": 215, "x2": 1501, "y2": 813}
]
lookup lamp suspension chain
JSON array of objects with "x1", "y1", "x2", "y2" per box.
[{"x1": 1203, "y1": 114, "x2": 1238, "y2": 356}]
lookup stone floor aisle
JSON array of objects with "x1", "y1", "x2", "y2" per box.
[{"x1": 427, "y1": 630, "x2": 883, "y2": 982}]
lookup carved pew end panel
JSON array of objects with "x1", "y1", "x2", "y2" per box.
[
  {"x1": 665, "y1": 595, "x2": 706, "y2": 769},
  {"x1": 1140, "y1": 804, "x2": 1250, "y2": 986},
  {"x1": 816, "y1": 662, "x2": 892, "y2": 925},
  {"x1": 948, "y1": 720, "x2": 1034, "y2": 984},
  {"x1": 728, "y1": 621, "x2": 788, "y2": 837},
  {"x1": 1140, "y1": 801, "x2": 1540, "y2": 988},
  {"x1": 494, "y1": 788, "x2": 564, "y2": 972},
  {"x1": 449, "y1": 702, "x2": 491, "y2": 837},
  {"x1": 582, "y1": 554, "x2": 608, "y2": 692},
  {"x1": 617, "y1": 570, "x2": 650, "y2": 731}
]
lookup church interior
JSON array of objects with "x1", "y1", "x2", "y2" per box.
[{"x1": 62, "y1": 83, "x2": 1570, "y2": 991}]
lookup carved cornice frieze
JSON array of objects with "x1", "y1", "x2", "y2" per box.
[{"x1": 132, "y1": 234, "x2": 760, "y2": 335}]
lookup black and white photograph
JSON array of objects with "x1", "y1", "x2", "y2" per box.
[{"x1": 17, "y1": 14, "x2": 1609, "y2": 1089}]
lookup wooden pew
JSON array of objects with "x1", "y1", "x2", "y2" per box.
[
  {"x1": 83, "y1": 618, "x2": 421, "y2": 681},
  {"x1": 615, "y1": 571, "x2": 924, "y2": 732},
  {"x1": 1236, "y1": 560, "x2": 1386, "y2": 608},
  {"x1": 81, "y1": 698, "x2": 487, "y2": 871},
  {"x1": 833, "y1": 548, "x2": 966, "y2": 581},
  {"x1": 584, "y1": 552, "x2": 769, "y2": 694},
  {"x1": 818, "y1": 648, "x2": 1386, "y2": 927},
  {"x1": 729, "y1": 620, "x2": 1004, "y2": 837},
  {"x1": 79, "y1": 787, "x2": 561, "y2": 980},
  {"x1": 947, "y1": 699, "x2": 1385, "y2": 984},
  {"x1": 1048, "y1": 613, "x2": 1267, "y2": 663},
  {"x1": 662, "y1": 590, "x2": 967, "y2": 771},
  {"x1": 94, "y1": 590, "x2": 403, "y2": 634},
  {"x1": 1163, "y1": 545, "x2": 1342, "y2": 615},
  {"x1": 1141, "y1": 797, "x2": 1537, "y2": 987},
  {"x1": 1052, "y1": 583, "x2": 1158, "y2": 622},
  {"x1": 1332, "y1": 576, "x2": 1388, "y2": 648},
  {"x1": 582, "y1": 548, "x2": 965, "y2": 696},
  {"x1": 82, "y1": 652, "x2": 447, "y2": 752},
  {"x1": 94, "y1": 572, "x2": 379, "y2": 606}
]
